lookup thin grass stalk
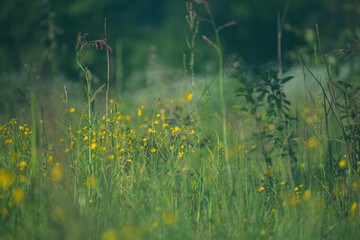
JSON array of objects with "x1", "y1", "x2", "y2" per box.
[
  {"x1": 299, "y1": 57, "x2": 341, "y2": 127},
  {"x1": 202, "y1": 2, "x2": 231, "y2": 181},
  {"x1": 64, "y1": 85, "x2": 76, "y2": 172},
  {"x1": 315, "y1": 24, "x2": 353, "y2": 172},
  {"x1": 64, "y1": 84, "x2": 79, "y2": 201},
  {"x1": 75, "y1": 56, "x2": 93, "y2": 179},
  {"x1": 183, "y1": 53, "x2": 188, "y2": 92},
  {"x1": 323, "y1": 80, "x2": 334, "y2": 177},
  {"x1": 185, "y1": 2, "x2": 199, "y2": 89},
  {"x1": 30, "y1": 84, "x2": 39, "y2": 181},
  {"x1": 104, "y1": 18, "x2": 110, "y2": 177},
  {"x1": 277, "y1": 2, "x2": 295, "y2": 186}
]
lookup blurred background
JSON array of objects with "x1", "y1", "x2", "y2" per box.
[{"x1": 1, "y1": 0, "x2": 359, "y2": 119}]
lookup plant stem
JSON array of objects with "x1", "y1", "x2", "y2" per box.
[
  {"x1": 104, "y1": 18, "x2": 110, "y2": 174},
  {"x1": 315, "y1": 24, "x2": 353, "y2": 171},
  {"x1": 277, "y1": 2, "x2": 295, "y2": 186},
  {"x1": 64, "y1": 85, "x2": 76, "y2": 172},
  {"x1": 105, "y1": 18, "x2": 110, "y2": 131},
  {"x1": 30, "y1": 84, "x2": 39, "y2": 181},
  {"x1": 205, "y1": 4, "x2": 231, "y2": 180},
  {"x1": 76, "y1": 57, "x2": 92, "y2": 175}
]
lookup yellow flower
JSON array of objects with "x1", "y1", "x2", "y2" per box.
[
  {"x1": 1, "y1": 208, "x2": 8, "y2": 216},
  {"x1": 0, "y1": 170, "x2": 14, "y2": 188},
  {"x1": 258, "y1": 187, "x2": 265, "y2": 192},
  {"x1": 300, "y1": 163, "x2": 305, "y2": 168},
  {"x1": 152, "y1": 221, "x2": 159, "y2": 229},
  {"x1": 190, "y1": 130, "x2": 195, "y2": 135},
  {"x1": 351, "y1": 202, "x2": 357, "y2": 211},
  {"x1": 163, "y1": 123, "x2": 169, "y2": 128},
  {"x1": 69, "y1": 108, "x2": 75, "y2": 114},
  {"x1": 303, "y1": 189, "x2": 311, "y2": 201},
  {"x1": 268, "y1": 124, "x2": 275, "y2": 131},
  {"x1": 51, "y1": 166, "x2": 63, "y2": 182},
  {"x1": 162, "y1": 211, "x2": 177, "y2": 224},
  {"x1": 102, "y1": 229, "x2": 117, "y2": 240},
  {"x1": 51, "y1": 205, "x2": 65, "y2": 223},
  {"x1": 178, "y1": 152, "x2": 184, "y2": 158},
  {"x1": 339, "y1": 160, "x2": 346, "y2": 168},
  {"x1": 47, "y1": 155, "x2": 54, "y2": 163},
  {"x1": 91, "y1": 143, "x2": 97, "y2": 150},
  {"x1": 13, "y1": 187, "x2": 25, "y2": 203},
  {"x1": 280, "y1": 181, "x2": 285, "y2": 185},
  {"x1": 150, "y1": 148, "x2": 156, "y2": 153},
  {"x1": 185, "y1": 93, "x2": 193, "y2": 101},
  {"x1": 138, "y1": 108, "x2": 142, "y2": 116},
  {"x1": 171, "y1": 126, "x2": 181, "y2": 133},
  {"x1": 304, "y1": 107, "x2": 311, "y2": 114},
  {"x1": 108, "y1": 154, "x2": 114, "y2": 160},
  {"x1": 19, "y1": 161, "x2": 26, "y2": 171},
  {"x1": 125, "y1": 115, "x2": 131, "y2": 121},
  {"x1": 307, "y1": 137, "x2": 318, "y2": 149},
  {"x1": 86, "y1": 175, "x2": 97, "y2": 188},
  {"x1": 10, "y1": 152, "x2": 17, "y2": 162}
]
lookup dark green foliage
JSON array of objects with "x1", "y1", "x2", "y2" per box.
[
  {"x1": 235, "y1": 66, "x2": 298, "y2": 183},
  {"x1": 333, "y1": 69, "x2": 360, "y2": 168}
]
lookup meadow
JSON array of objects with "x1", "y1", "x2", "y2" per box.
[{"x1": 1, "y1": 1, "x2": 360, "y2": 239}]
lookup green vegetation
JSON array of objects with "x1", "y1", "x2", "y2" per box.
[{"x1": 1, "y1": 1, "x2": 360, "y2": 239}]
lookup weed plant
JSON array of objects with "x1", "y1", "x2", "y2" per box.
[{"x1": 1, "y1": 1, "x2": 360, "y2": 239}]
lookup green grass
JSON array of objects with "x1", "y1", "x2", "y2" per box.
[{"x1": 0, "y1": 77, "x2": 359, "y2": 239}]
